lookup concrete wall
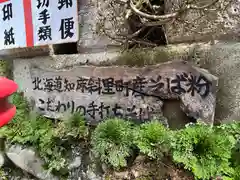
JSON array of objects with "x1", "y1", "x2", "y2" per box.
[
  {"x1": 77, "y1": 0, "x2": 117, "y2": 53},
  {"x1": 1, "y1": 0, "x2": 239, "y2": 58},
  {"x1": 165, "y1": 0, "x2": 240, "y2": 43},
  {"x1": 12, "y1": 42, "x2": 240, "y2": 124}
]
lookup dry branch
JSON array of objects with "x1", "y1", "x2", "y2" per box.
[{"x1": 95, "y1": 0, "x2": 240, "y2": 47}]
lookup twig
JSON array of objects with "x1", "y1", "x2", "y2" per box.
[
  {"x1": 130, "y1": 0, "x2": 181, "y2": 20},
  {"x1": 142, "y1": 19, "x2": 173, "y2": 26},
  {"x1": 130, "y1": 0, "x2": 220, "y2": 20},
  {"x1": 131, "y1": 38, "x2": 158, "y2": 47},
  {"x1": 102, "y1": 27, "x2": 157, "y2": 47},
  {"x1": 189, "y1": 0, "x2": 220, "y2": 10},
  {"x1": 126, "y1": 27, "x2": 147, "y2": 38}
]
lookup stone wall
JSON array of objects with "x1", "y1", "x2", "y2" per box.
[
  {"x1": 12, "y1": 42, "x2": 240, "y2": 125},
  {"x1": 78, "y1": 0, "x2": 240, "y2": 47},
  {"x1": 165, "y1": 0, "x2": 240, "y2": 43},
  {"x1": 0, "y1": 0, "x2": 239, "y2": 58},
  {"x1": 77, "y1": 0, "x2": 117, "y2": 53}
]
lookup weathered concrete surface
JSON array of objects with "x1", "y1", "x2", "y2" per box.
[
  {"x1": 0, "y1": 46, "x2": 49, "y2": 59},
  {"x1": 77, "y1": 0, "x2": 117, "y2": 53},
  {"x1": 165, "y1": 0, "x2": 240, "y2": 43},
  {"x1": 195, "y1": 43, "x2": 240, "y2": 124},
  {"x1": 6, "y1": 145, "x2": 58, "y2": 180},
  {"x1": 13, "y1": 41, "x2": 240, "y2": 124},
  {"x1": 13, "y1": 57, "x2": 217, "y2": 125}
]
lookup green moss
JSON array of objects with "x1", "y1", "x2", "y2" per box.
[
  {"x1": 0, "y1": 92, "x2": 88, "y2": 175},
  {"x1": 100, "y1": 46, "x2": 190, "y2": 67},
  {"x1": 0, "y1": 168, "x2": 7, "y2": 180},
  {"x1": 0, "y1": 60, "x2": 11, "y2": 77},
  {"x1": 56, "y1": 112, "x2": 89, "y2": 140},
  {"x1": 2, "y1": 91, "x2": 240, "y2": 179},
  {"x1": 133, "y1": 120, "x2": 171, "y2": 159},
  {"x1": 91, "y1": 118, "x2": 134, "y2": 170},
  {"x1": 135, "y1": 177, "x2": 153, "y2": 180}
]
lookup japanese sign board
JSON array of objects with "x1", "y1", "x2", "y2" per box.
[
  {"x1": 0, "y1": 0, "x2": 78, "y2": 50},
  {"x1": 13, "y1": 60, "x2": 217, "y2": 125}
]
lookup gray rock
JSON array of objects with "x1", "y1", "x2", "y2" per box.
[
  {"x1": 85, "y1": 168, "x2": 103, "y2": 180},
  {"x1": 113, "y1": 171, "x2": 130, "y2": 179},
  {"x1": 13, "y1": 41, "x2": 240, "y2": 125},
  {"x1": 6, "y1": 145, "x2": 58, "y2": 180},
  {"x1": 197, "y1": 42, "x2": 240, "y2": 124},
  {"x1": 14, "y1": 59, "x2": 217, "y2": 125},
  {"x1": 0, "y1": 152, "x2": 5, "y2": 167},
  {"x1": 77, "y1": 0, "x2": 116, "y2": 53},
  {"x1": 68, "y1": 156, "x2": 82, "y2": 170},
  {"x1": 162, "y1": 100, "x2": 191, "y2": 129}
]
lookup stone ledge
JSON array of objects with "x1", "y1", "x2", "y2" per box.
[
  {"x1": 0, "y1": 46, "x2": 50, "y2": 59},
  {"x1": 12, "y1": 42, "x2": 240, "y2": 125},
  {"x1": 46, "y1": 42, "x2": 212, "y2": 69}
]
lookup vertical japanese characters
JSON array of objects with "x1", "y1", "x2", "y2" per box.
[
  {"x1": 36, "y1": 0, "x2": 76, "y2": 43},
  {"x1": 37, "y1": 0, "x2": 51, "y2": 41},
  {"x1": 2, "y1": 2, "x2": 15, "y2": 46},
  {"x1": 0, "y1": 0, "x2": 78, "y2": 50},
  {"x1": 58, "y1": 0, "x2": 75, "y2": 40}
]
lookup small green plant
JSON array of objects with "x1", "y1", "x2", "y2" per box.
[
  {"x1": 0, "y1": 93, "x2": 29, "y2": 139},
  {"x1": 134, "y1": 120, "x2": 171, "y2": 159},
  {"x1": 9, "y1": 92, "x2": 29, "y2": 125},
  {"x1": 91, "y1": 118, "x2": 134, "y2": 169},
  {"x1": 5, "y1": 92, "x2": 240, "y2": 180},
  {"x1": 55, "y1": 113, "x2": 88, "y2": 140},
  {"x1": 232, "y1": 166, "x2": 240, "y2": 180},
  {"x1": 171, "y1": 122, "x2": 236, "y2": 179},
  {"x1": 0, "y1": 93, "x2": 87, "y2": 173},
  {"x1": 0, "y1": 168, "x2": 7, "y2": 180},
  {"x1": 0, "y1": 111, "x2": 68, "y2": 172},
  {"x1": 215, "y1": 121, "x2": 240, "y2": 179},
  {"x1": 216, "y1": 121, "x2": 240, "y2": 139}
]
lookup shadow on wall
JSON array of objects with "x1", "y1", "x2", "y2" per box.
[
  {"x1": 162, "y1": 99, "x2": 195, "y2": 130},
  {"x1": 52, "y1": 43, "x2": 78, "y2": 55}
]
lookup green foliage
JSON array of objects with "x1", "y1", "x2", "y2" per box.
[
  {"x1": 56, "y1": 113, "x2": 88, "y2": 140},
  {"x1": 3, "y1": 92, "x2": 240, "y2": 180},
  {"x1": 0, "y1": 60, "x2": 10, "y2": 77},
  {"x1": 134, "y1": 120, "x2": 171, "y2": 159},
  {"x1": 171, "y1": 123, "x2": 236, "y2": 179},
  {"x1": 0, "y1": 92, "x2": 88, "y2": 173},
  {"x1": 91, "y1": 119, "x2": 240, "y2": 179},
  {"x1": 232, "y1": 165, "x2": 240, "y2": 180},
  {"x1": 0, "y1": 93, "x2": 29, "y2": 138},
  {"x1": 91, "y1": 118, "x2": 134, "y2": 169},
  {"x1": 0, "y1": 168, "x2": 7, "y2": 180},
  {"x1": 216, "y1": 121, "x2": 240, "y2": 139},
  {"x1": 215, "y1": 122, "x2": 240, "y2": 179}
]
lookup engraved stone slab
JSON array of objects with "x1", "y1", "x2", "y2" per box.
[{"x1": 21, "y1": 60, "x2": 218, "y2": 125}]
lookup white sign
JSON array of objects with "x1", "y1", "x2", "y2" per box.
[{"x1": 0, "y1": 0, "x2": 79, "y2": 50}]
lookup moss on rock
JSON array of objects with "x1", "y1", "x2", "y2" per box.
[
  {"x1": 100, "y1": 44, "x2": 198, "y2": 67},
  {"x1": 0, "y1": 60, "x2": 11, "y2": 77}
]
